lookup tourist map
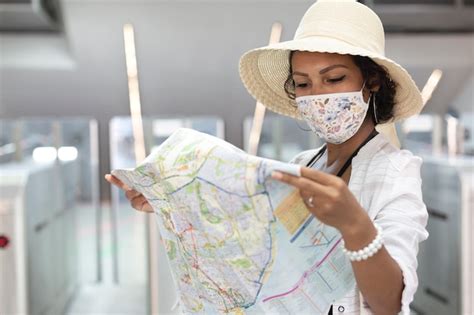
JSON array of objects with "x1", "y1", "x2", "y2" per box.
[{"x1": 112, "y1": 128, "x2": 355, "y2": 314}]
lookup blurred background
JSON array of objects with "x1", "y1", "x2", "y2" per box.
[{"x1": 0, "y1": 0, "x2": 473, "y2": 314}]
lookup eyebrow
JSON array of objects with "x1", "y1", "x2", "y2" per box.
[{"x1": 292, "y1": 64, "x2": 349, "y2": 76}]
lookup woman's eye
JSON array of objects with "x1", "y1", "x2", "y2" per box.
[
  {"x1": 295, "y1": 83, "x2": 308, "y2": 88},
  {"x1": 327, "y1": 75, "x2": 346, "y2": 83}
]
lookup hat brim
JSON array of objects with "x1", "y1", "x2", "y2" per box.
[{"x1": 239, "y1": 37, "x2": 423, "y2": 123}]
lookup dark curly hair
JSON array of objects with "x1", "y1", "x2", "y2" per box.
[{"x1": 283, "y1": 51, "x2": 397, "y2": 125}]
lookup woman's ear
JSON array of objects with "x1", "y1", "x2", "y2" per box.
[
  {"x1": 371, "y1": 85, "x2": 381, "y2": 92},
  {"x1": 367, "y1": 75, "x2": 381, "y2": 93}
]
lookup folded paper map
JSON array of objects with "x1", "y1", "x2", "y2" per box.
[{"x1": 111, "y1": 128, "x2": 355, "y2": 314}]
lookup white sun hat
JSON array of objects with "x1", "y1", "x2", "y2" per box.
[{"x1": 239, "y1": 0, "x2": 424, "y2": 146}]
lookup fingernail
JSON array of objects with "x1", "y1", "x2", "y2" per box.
[{"x1": 271, "y1": 171, "x2": 282, "y2": 180}]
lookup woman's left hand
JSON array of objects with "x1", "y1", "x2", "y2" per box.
[{"x1": 271, "y1": 167, "x2": 367, "y2": 235}]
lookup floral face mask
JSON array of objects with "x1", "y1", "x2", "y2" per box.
[{"x1": 296, "y1": 82, "x2": 369, "y2": 144}]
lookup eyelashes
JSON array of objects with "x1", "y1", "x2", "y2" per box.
[
  {"x1": 295, "y1": 83, "x2": 308, "y2": 88},
  {"x1": 295, "y1": 75, "x2": 346, "y2": 88},
  {"x1": 327, "y1": 75, "x2": 346, "y2": 83}
]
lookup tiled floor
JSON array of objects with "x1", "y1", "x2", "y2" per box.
[
  {"x1": 75, "y1": 202, "x2": 148, "y2": 284},
  {"x1": 66, "y1": 284, "x2": 147, "y2": 315},
  {"x1": 65, "y1": 202, "x2": 148, "y2": 315}
]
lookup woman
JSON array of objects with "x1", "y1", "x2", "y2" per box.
[{"x1": 106, "y1": 0, "x2": 429, "y2": 314}]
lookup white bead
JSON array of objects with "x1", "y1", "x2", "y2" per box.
[{"x1": 342, "y1": 222, "x2": 384, "y2": 262}]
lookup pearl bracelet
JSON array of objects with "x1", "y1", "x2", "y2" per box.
[{"x1": 341, "y1": 223, "x2": 384, "y2": 262}]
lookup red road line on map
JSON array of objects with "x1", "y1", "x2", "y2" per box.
[
  {"x1": 188, "y1": 224, "x2": 199, "y2": 266},
  {"x1": 181, "y1": 223, "x2": 199, "y2": 267},
  {"x1": 181, "y1": 222, "x2": 236, "y2": 311},
  {"x1": 262, "y1": 238, "x2": 342, "y2": 303}
]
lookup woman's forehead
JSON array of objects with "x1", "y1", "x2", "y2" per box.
[{"x1": 292, "y1": 51, "x2": 355, "y2": 69}]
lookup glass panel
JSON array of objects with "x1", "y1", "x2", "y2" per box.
[
  {"x1": 397, "y1": 114, "x2": 437, "y2": 154},
  {"x1": 0, "y1": 120, "x2": 17, "y2": 164},
  {"x1": 0, "y1": 117, "x2": 99, "y2": 315},
  {"x1": 460, "y1": 112, "x2": 474, "y2": 154},
  {"x1": 243, "y1": 115, "x2": 324, "y2": 162}
]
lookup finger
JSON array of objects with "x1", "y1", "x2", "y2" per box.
[
  {"x1": 105, "y1": 174, "x2": 132, "y2": 191},
  {"x1": 272, "y1": 171, "x2": 326, "y2": 195},
  {"x1": 125, "y1": 189, "x2": 141, "y2": 201},
  {"x1": 300, "y1": 167, "x2": 337, "y2": 185},
  {"x1": 299, "y1": 189, "x2": 313, "y2": 200},
  {"x1": 140, "y1": 201, "x2": 154, "y2": 213},
  {"x1": 132, "y1": 197, "x2": 154, "y2": 212},
  {"x1": 131, "y1": 195, "x2": 148, "y2": 211},
  {"x1": 297, "y1": 188, "x2": 318, "y2": 209}
]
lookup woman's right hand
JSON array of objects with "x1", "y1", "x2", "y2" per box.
[{"x1": 104, "y1": 174, "x2": 154, "y2": 213}]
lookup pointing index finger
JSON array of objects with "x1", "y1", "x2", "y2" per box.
[{"x1": 105, "y1": 174, "x2": 132, "y2": 191}]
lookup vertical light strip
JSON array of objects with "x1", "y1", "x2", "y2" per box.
[
  {"x1": 460, "y1": 174, "x2": 473, "y2": 315},
  {"x1": 446, "y1": 116, "x2": 458, "y2": 156},
  {"x1": 89, "y1": 120, "x2": 102, "y2": 282},
  {"x1": 421, "y1": 69, "x2": 443, "y2": 106},
  {"x1": 247, "y1": 22, "x2": 282, "y2": 156},
  {"x1": 432, "y1": 115, "x2": 443, "y2": 155},
  {"x1": 419, "y1": 69, "x2": 443, "y2": 154},
  {"x1": 123, "y1": 23, "x2": 159, "y2": 315},
  {"x1": 123, "y1": 23, "x2": 147, "y2": 163}
]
